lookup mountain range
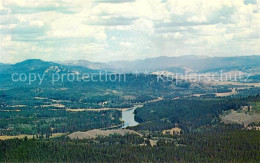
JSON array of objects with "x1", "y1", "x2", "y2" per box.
[
  {"x1": 0, "y1": 55, "x2": 260, "y2": 75},
  {"x1": 61, "y1": 55, "x2": 260, "y2": 74}
]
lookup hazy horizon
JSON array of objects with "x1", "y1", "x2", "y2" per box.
[{"x1": 1, "y1": 54, "x2": 260, "y2": 64}]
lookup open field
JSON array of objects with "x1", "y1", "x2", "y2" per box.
[
  {"x1": 0, "y1": 133, "x2": 67, "y2": 140},
  {"x1": 215, "y1": 88, "x2": 237, "y2": 97},
  {"x1": 9, "y1": 105, "x2": 27, "y2": 107},
  {"x1": 221, "y1": 110, "x2": 260, "y2": 127},
  {"x1": 68, "y1": 129, "x2": 142, "y2": 139},
  {"x1": 0, "y1": 135, "x2": 33, "y2": 140},
  {"x1": 162, "y1": 127, "x2": 182, "y2": 135},
  {"x1": 208, "y1": 81, "x2": 260, "y2": 87},
  {"x1": 41, "y1": 103, "x2": 65, "y2": 108},
  {"x1": 146, "y1": 97, "x2": 163, "y2": 103},
  {"x1": 0, "y1": 109, "x2": 21, "y2": 112}
]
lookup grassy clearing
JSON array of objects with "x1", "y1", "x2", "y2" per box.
[
  {"x1": 68, "y1": 129, "x2": 142, "y2": 139},
  {"x1": 221, "y1": 110, "x2": 260, "y2": 127},
  {"x1": 0, "y1": 135, "x2": 33, "y2": 140},
  {"x1": 0, "y1": 133, "x2": 67, "y2": 140}
]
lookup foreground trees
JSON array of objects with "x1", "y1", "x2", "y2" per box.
[{"x1": 0, "y1": 130, "x2": 259, "y2": 162}]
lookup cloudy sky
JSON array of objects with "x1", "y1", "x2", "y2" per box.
[{"x1": 0, "y1": 0, "x2": 259, "y2": 63}]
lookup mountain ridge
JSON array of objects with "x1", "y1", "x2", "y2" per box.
[
  {"x1": 1, "y1": 55, "x2": 260, "y2": 74},
  {"x1": 62, "y1": 55, "x2": 260, "y2": 73},
  {"x1": 0, "y1": 59, "x2": 100, "y2": 74}
]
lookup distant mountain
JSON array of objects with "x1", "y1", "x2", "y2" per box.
[
  {"x1": 2, "y1": 55, "x2": 259, "y2": 75},
  {"x1": 59, "y1": 60, "x2": 108, "y2": 70},
  {"x1": 0, "y1": 63, "x2": 11, "y2": 72},
  {"x1": 0, "y1": 59, "x2": 99, "y2": 74},
  {"x1": 62, "y1": 55, "x2": 260, "y2": 73},
  {"x1": 9, "y1": 59, "x2": 56, "y2": 73},
  {"x1": 108, "y1": 55, "x2": 260, "y2": 73}
]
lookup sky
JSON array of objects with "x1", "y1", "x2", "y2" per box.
[{"x1": 0, "y1": 0, "x2": 260, "y2": 63}]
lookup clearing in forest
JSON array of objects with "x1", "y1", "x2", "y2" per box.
[{"x1": 68, "y1": 129, "x2": 142, "y2": 139}]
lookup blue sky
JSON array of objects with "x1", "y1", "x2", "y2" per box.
[{"x1": 0, "y1": 0, "x2": 259, "y2": 63}]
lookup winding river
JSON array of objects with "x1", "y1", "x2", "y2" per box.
[
  {"x1": 120, "y1": 98, "x2": 163, "y2": 128},
  {"x1": 121, "y1": 104, "x2": 143, "y2": 128}
]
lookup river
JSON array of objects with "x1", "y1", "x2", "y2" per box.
[
  {"x1": 120, "y1": 98, "x2": 163, "y2": 128},
  {"x1": 121, "y1": 104, "x2": 143, "y2": 128}
]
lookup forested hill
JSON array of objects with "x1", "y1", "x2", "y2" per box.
[
  {"x1": 0, "y1": 59, "x2": 100, "y2": 74},
  {"x1": 0, "y1": 130, "x2": 259, "y2": 162}
]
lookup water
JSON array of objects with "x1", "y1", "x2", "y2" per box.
[{"x1": 121, "y1": 105, "x2": 143, "y2": 128}]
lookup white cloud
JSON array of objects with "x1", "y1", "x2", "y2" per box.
[
  {"x1": 0, "y1": 0, "x2": 4, "y2": 10},
  {"x1": 47, "y1": 15, "x2": 107, "y2": 41},
  {"x1": 110, "y1": 36, "x2": 116, "y2": 40},
  {"x1": 1, "y1": 35, "x2": 12, "y2": 47},
  {"x1": 91, "y1": 0, "x2": 169, "y2": 20},
  {"x1": 132, "y1": 18, "x2": 154, "y2": 33},
  {"x1": 29, "y1": 20, "x2": 44, "y2": 27},
  {"x1": 187, "y1": 16, "x2": 207, "y2": 23},
  {"x1": 0, "y1": 0, "x2": 259, "y2": 63},
  {"x1": 163, "y1": 32, "x2": 183, "y2": 39},
  {"x1": 119, "y1": 41, "x2": 133, "y2": 47}
]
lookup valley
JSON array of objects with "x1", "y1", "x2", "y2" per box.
[
  {"x1": 1, "y1": 0, "x2": 260, "y2": 161},
  {"x1": 0, "y1": 57, "x2": 259, "y2": 162}
]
